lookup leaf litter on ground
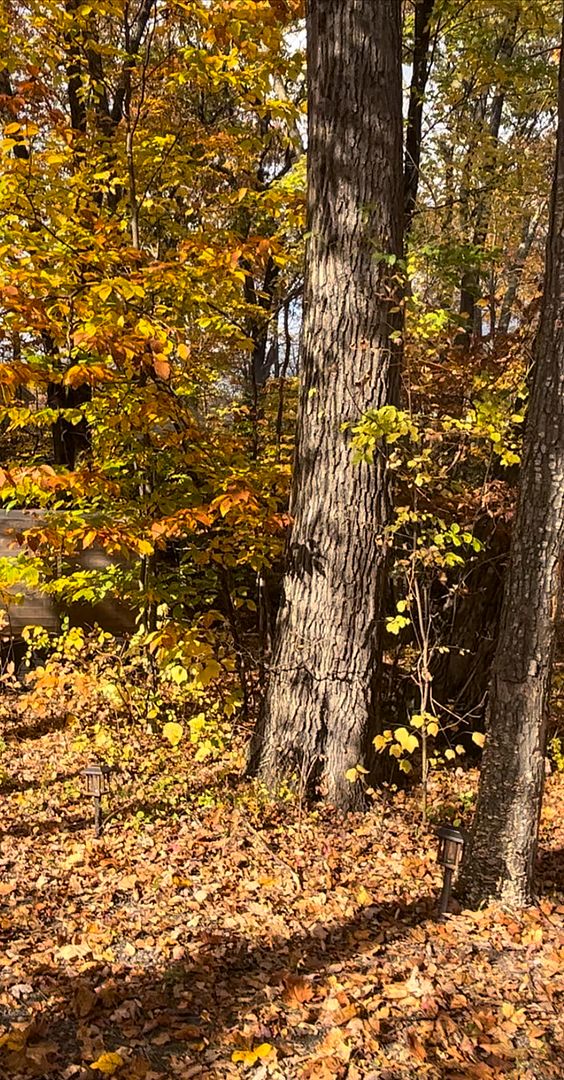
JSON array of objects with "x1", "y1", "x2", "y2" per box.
[{"x1": 0, "y1": 700, "x2": 563, "y2": 1078}]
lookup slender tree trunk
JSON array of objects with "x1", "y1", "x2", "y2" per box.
[
  {"x1": 498, "y1": 210, "x2": 541, "y2": 334},
  {"x1": 458, "y1": 15, "x2": 518, "y2": 341},
  {"x1": 404, "y1": 0, "x2": 436, "y2": 237},
  {"x1": 430, "y1": 519, "x2": 507, "y2": 721},
  {"x1": 275, "y1": 298, "x2": 293, "y2": 462},
  {"x1": 247, "y1": 0, "x2": 403, "y2": 809},
  {"x1": 243, "y1": 256, "x2": 281, "y2": 458},
  {"x1": 458, "y1": 30, "x2": 564, "y2": 908}
]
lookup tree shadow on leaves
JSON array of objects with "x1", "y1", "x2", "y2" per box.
[
  {"x1": 4, "y1": 711, "x2": 70, "y2": 742},
  {"x1": 11, "y1": 894, "x2": 435, "y2": 1076},
  {"x1": 104, "y1": 771, "x2": 243, "y2": 827},
  {"x1": 537, "y1": 845, "x2": 564, "y2": 895},
  {"x1": 0, "y1": 768, "x2": 82, "y2": 798},
  {"x1": 1, "y1": 811, "x2": 88, "y2": 840}
]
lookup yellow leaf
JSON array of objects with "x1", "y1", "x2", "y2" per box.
[
  {"x1": 177, "y1": 343, "x2": 190, "y2": 360},
  {"x1": 472, "y1": 731, "x2": 485, "y2": 748},
  {"x1": 232, "y1": 1049, "x2": 257, "y2": 1065},
  {"x1": 90, "y1": 1052, "x2": 124, "y2": 1074},
  {"x1": 232, "y1": 1044, "x2": 273, "y2": 1065},
  {"x1": 137, "y1": 317, "x2": 154, "y2": 337},
  {"x1": 373, "y1": 734, "x2": 388, "y2": 751},
  {"x1": 395, "y1": 727, "x2": 418, "y2": 753},
  {"x1": 162, "y1": 721, "x2": 183, "y2": 746},
  {"x1": 427, "y1": 721, "x2": 439, "y2": 737},
  {"x1": 218, "y1": 495, "x2": 233, "y2": 517},
  {"x1": 194, "y1": 660, "x2": 221, "y2": 687},
  {"x1": 345, "y1": 767, "x2": 358, "y2": 782},
  {"x1": 356, "y1": 885, "x2": 373, "y2": 906}
]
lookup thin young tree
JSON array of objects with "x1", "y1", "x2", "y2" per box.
[
  {"x1": 404, "y1": 0, "x2": 436, "y2": 237},
  {"x1": 248, "y1": 0, "x2": 403, "y2": 809},
  {"x1": 458, "y1": 23, "x2": 564, "y2": 907}
]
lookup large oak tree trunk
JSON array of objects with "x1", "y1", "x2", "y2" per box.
[
  {"x1": 458, "y1": 31, "x2": 564, "y2": 908},
  {"x1": 248, "y1": 0, "x2": 403, "y2": 809}
]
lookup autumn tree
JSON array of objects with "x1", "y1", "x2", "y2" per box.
[
  {"x1": 399, "y1": 0, "x2": 559, "y2": 729},
  {"x1": 0, "y1": 0, "x2": 304, "y2": 698},
  {"x1": 248, "y1": 0, "x2": 403, "y2": 808},
  {"x1": 3, "y1": 0, "x2": 564, "y2": 811},
  {"x1": 458, "y1": 16, "x2": 564, "y2": 908}
]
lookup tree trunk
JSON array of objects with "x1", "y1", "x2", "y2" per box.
[
  {"x1": 458, "y1": 30, "x2": 564, "y2": 908},
  {"x1": 497, "y1": 209, "x2": 541, "y2": 334},
  {"x1": 247, "y1": 0, "x2": 403, "y2": 809},
  {"x1": 458, "y1": 15, "x2": 518, "y2": 342},
  {"x1": 430, "y1": 518, "x2": 508, "y2": 723},
  {"x1": 404, "y1": 0, "x2": 436, "y2": 237}
]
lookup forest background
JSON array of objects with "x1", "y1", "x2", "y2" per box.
[
  {"x1": 2, "y1": 2, "x2": 564, "y2": 1077},
  {"x1": 1, "y1": 0, "x2": 561, "y2": 801}
]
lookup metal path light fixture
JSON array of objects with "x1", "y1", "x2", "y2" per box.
[
  {"x1": 436, "y1": 824, "x2": 466, "y2": 916},
  {"x1": 83, "y1": 763, "x2": 111, "y2": 837}
]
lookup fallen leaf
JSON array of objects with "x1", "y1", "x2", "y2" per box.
[
  {"x1": 90, "y1": 1051, "x2": 124, "y2": 1074},
  {"x1": 383, "y1": 982, "x2": 409, "y2": 1000},
  {"x1": 232, "y1": 1043, "x2": 273, "y2": 1065},
  {"x1": 73, "y1": 984, "x2": 97, "y2": 1018},
  {"x1": 283, "y1": 976, "x2": 315, "y2": 1006}
]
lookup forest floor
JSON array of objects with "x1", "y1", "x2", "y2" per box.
[{"x1": 1, "y1": 700, "x2": 564, "y2": 1080}]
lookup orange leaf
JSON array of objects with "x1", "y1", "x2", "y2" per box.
[
  {"x1": 154, "y1": 358, "x2": 171, "y2": 379},
  {"x1": 283, "y1": 976, "x2": 315, "y2": 1006}
]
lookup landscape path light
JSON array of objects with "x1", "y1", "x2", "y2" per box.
[
  {"x1": 436, "y1": 824, "x2": 466, "y2": 917},
  {"x1": 83, "y1": 763, "x2": 111, "y2": 837}
]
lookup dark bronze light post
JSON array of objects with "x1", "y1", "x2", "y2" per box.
[
  {"x1": 436, "y1": 824, "x2": 466, "y2": 916},
  {"x1": 83, "y1": 763, "x2": 110, "y2": 837}
]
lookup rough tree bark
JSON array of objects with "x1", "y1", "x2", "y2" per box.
[
  {"x1": 458, "y1": 28, "x2": 564, "y2": 908},
  {"x1": 248, "y1": 0, "x2": 403, "y2": 809}
]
